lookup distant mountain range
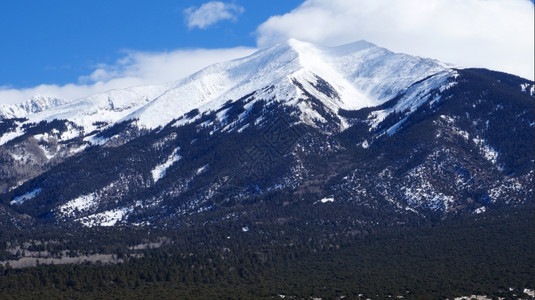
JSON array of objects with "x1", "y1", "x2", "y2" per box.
[{"x1": 0, "y1": 39, "x2": 533, "y2": 228}]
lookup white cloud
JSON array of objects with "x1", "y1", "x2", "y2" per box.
[
  {"x1": 2, "y1": 0, "x2": 532, "y2": 106},
  {"x1": 257, "y1": 0, "x2": 535, "y2": 80},
  {"x1": 0, "y1": 47, "x2": 256, "y2": 105},
  {"x1": 185, "y1": 1, "x2": 245, "y2": 29}
]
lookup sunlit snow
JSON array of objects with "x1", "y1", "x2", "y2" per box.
[
  {"x1": 58, "y1": 193, "x2": 98, "y2": 217},
  {"x1": 474, "y1": 206, "x2": 486, "y2": 214},
  {"x1": 0, "y1": 38, "x2": 451, "y2": 135},
  {"x1": 318, "y1": 197, "x2": 334, "y2": 203},
  {"x1": 0, "y1": 127, "x2": 25, "y2": 145},
  {"x1": 151, "y1": 147, "x2": 181, "y2": 182},
  {"x1": 77, "y1": 207, "x2": 133, "y2": 227},
  {"x1": 473, "y1": 138, "x2": 499, "y2": 165},
  {"x1": 196, "y1": 164, "x2": 209, "y2": 175}
]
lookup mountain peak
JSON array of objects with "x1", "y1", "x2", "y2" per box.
[
  {"x1": 0, "y1": 94, "x2": 71, "y2": 119},
  {"x1": 1, "y1": 39, "x2": 451, "y2": 131},
  {"x1": 23, "y1": 94, "x2": 71, "y2": 112}
]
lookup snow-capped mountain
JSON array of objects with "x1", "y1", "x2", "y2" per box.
[
  {"x1": 1, "y1": 39, "x2": 449, "y2": 134},
  {"x1": 0, "y1": 39, "x2": 533, "y2": 229}
]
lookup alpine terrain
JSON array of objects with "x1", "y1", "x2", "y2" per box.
[{"x1": 0, "y1": 39, "x2": 533, "y2": 299}]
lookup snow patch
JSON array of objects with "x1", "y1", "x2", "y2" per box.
[
  {"x1": 151, "y1": 147, "x2": 181, "y2": 183},
  {"x1": 403, "y1": 165, "x2": 455, "y2": 210},
  {"x1": 520, "y1": 83, "x2": 534, "y2": 96},
  {"x1": 237, "y1": 123, "x2": 250, "y2": 133},
  {"x1": 387, "y1": 116, "x2": 408, "y2": 135},
  {"x1": 11, "y1": 188, "x2": 42, "y2": 205},
  {"x1": 488, "y1": 178, "x2": 523, "y2": 202},
  {"x1": 77, "y1": 207, "x2": 133, "y2": 227},
  {"x1": 317, "y1": 197, "x2": 334, "y2": 204},
  {"x1": 439, "y1": 115, "x2": 469, "y2": 140},
  {"x1": 405, "y1": 206, "x2": 419, "y2": 214},
  {"x1": 83, "y1": 134, "x2": 109, "y2": 146},
  {"x1": 454, "y1": 128, "x2": 470, "y2": 140},
  {"x1": 34, "y1": 133, "x2": 53, "y2": 142},
  {"x1": 0, "y1": 127, "x2": 25, "y2": 145},
  {"x1": 474, "y1": 206, "x2": 486, "y2": 214},
  {"x1": 440, "y1": 114, "x2": 455, "y2": 123},
  {"x1": 473, "y1": 137, "x2": 499, "y2": 165},
  {"x1": 60, "y1": 126, "x2": 81, "y2": 140},
  {"x1": 69, "y1": 144, "x2": 88, "y2": 154},
  {"x1": 58, "y1": 193, "x2": 98, "y2": 217},
  {"x1": 196, "y1": 164, "x2": 209, "y2": 175}
]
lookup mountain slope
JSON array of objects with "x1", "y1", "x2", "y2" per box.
[{"x1": 0, "y1": 39, "x2": 533, "y2": 229}]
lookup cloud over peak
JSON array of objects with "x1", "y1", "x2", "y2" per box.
[
  {"x1": 257, "y1": 0, "x2": 535, "y2": 80},
  {"x1": 185, "y1": 1, "x2": 245, "y2": 30}
]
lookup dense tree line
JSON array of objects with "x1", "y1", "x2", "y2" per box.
[{"x1": 0, "y1": 205, "x2": 533, "y2": 299}]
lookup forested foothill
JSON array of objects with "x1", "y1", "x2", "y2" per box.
[{"x1": 0, "y1": 202, "x2": 533, "y2": 299}]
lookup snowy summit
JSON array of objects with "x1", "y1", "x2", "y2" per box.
[{"x1": 0, "y1": 39, "x2": 451, "y2": 134}]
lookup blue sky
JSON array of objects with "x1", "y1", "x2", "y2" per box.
[
  {"x1": 0, "y1": 0, "x2": 302, "y2": 88},
  {"x1": 1, "y1": 0, "x2": 533, "y2": 105}
]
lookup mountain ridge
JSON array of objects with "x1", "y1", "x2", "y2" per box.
[
  {"x1": 0, "y1": 94, "x2": 71, "y2": 119},
  {"x1": 0, "y1": 39, "x2": 450, "y2": 132},
  {"x1": 0, "y1": 39, "x2": 532, "y2": 229}
]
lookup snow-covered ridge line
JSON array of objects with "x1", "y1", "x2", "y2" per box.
[
  {"x1": 1, "y1": 39, "x2": 451, "y2": 134},
  {"x1": 0, "y1": 94, "x2": 71, "y2": 119},
  {"x1": 367, "y1": 70, "x2": 457, "y2": 131},
  {"x1": 125, "y1": 39, "x2": 448, "y2": 129}
]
